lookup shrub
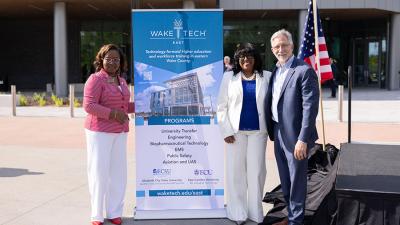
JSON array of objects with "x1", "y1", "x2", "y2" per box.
[
  {"x1": 51, "y1": 93, "x2": 64, "y2": 107},
  {"x1": 38, "y1": 98, "x2": 47, "y2": 106},
  {"x1": 19, "y1": 94, "x2": 28, "y2": 106},
  {"x1": 51, "y1": 93, "x2": 57, "y2": 103},
  {"x1": 32, "y1": 92, "x2": 42, "y2": 102},
  {"x1": 54, "y1": 98, "x2": 64, "y2": 107},
  {"x1": 33, "y1": 92, "x2": 47, "y2": 106},
  {"x1": 73, "y1": 98, "x2": 81, "y2": 107}
]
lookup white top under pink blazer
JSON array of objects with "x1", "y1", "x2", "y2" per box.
[
  {"x1": 83, "y1": 69, "x2": 134, "y2": 133},
  {"x1": 217, "y1": 70, "x2": 271, "y2": 138}
]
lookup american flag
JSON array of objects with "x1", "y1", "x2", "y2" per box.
[{"x1": 298, "y1": 0, "x2": 333, "y2": 83}]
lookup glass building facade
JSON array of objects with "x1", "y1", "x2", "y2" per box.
[
  {"x1": 223, "y1": 19, "x2": 298, "y2": 72},
  {"x1": 1, "y1": 0, "x2": 399, "y2": 93},
  {"x1": 80, "y1": 21, "x2": 131, "y2": 82},
  {"x1": 223, "y1": 18, "x2": 388, "y2": 89}
]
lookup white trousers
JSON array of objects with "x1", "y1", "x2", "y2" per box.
[
  {"x1": 85, "y1": 129, "x2": 128, "y2": 222},
  {"x1": 226, "y1": 131, "x2": 267, "y2": 223}
]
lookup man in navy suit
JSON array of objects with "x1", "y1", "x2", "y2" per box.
[{"x1": 265, "y1": 29, "x2": 320, "y2": 225}]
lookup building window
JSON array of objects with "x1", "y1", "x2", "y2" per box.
[
  {"x1": 80, "y1": 21, "x2": 130, "y2": 82},
  {"x1": 223, "y1": 20, "x2": 297, "y2": 70}
]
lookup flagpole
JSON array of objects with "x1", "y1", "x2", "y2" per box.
[{"x1": 312, "y1": 0, "x2": 326, "y2": 151}]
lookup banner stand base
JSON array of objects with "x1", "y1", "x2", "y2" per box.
[{"x1": 134, "y1": 208, "x2": 227, "y2": 220}]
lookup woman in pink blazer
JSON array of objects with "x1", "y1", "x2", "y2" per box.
[{"x1": 83, "y1": 44, "x2": 134, "y2": 225}]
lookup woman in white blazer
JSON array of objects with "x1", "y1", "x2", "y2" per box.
[{"x1": 217, "y1": 43, "x2": 271, "y2": 225}]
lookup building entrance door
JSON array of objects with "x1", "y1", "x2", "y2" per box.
[{"x1": 352, "y1": 38, "x2": 384, "y2": 88}]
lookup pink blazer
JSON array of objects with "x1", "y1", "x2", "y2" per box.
[{"x1": 83, "y1": 69, "x2": 134, "y2": 133}]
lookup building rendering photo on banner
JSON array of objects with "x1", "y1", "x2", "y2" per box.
[
  {"x1": 132, "y1": 9, "x2": 225, "y2": 219},
  {"x1": 149, "y1": 73, "x2": 205, "y2": 117}
]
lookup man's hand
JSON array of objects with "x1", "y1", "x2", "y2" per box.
[
  {"x1": 294, "y1": 140, "x2": 307, "y2": 160},
  {"x1": 224, "y1": 135, "x2": 235, "y2": 144}
]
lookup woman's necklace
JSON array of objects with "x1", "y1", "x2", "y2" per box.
[
  {"x1": 107, "y1": 75, "x2": 118, "y2": 84},
  {"x1": 241, "y1": 72, "x2": 256, "y2": 81}
]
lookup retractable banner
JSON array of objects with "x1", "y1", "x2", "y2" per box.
[{"x1": 132, "y1": 10, "x2": 225, "y2": 219}]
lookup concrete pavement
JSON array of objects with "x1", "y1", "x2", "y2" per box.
[
  {"x1": 0, "y1": 88, "x2": 399, "y2": 225},
  {"x1": 0, "y1": 117, "x2": 279, "y2": 225}
]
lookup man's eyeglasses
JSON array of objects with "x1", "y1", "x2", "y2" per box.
[
  {"x1": 239, "y1": 56, "x2": 255, "y2": 63},
  {"x1": 104, "y1": 58, "x2": 120, "y2": 64},
  {"x1": 272, "y1": 43, "x2": 291, "y2": 51}
]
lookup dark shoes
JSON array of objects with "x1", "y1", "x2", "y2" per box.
[
  {"x1": 236, "y1": 221, "x2": 246, "y2": 225},
  {"x1": 272, "y1": 218, "x2": 288, "y2": 225}
]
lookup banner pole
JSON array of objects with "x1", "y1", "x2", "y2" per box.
[{"x1": 312, "y1": 0, "x2": 326, "y2": 151}]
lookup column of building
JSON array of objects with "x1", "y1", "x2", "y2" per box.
[
  {"x1": 54, "y1": 2, "x2": 68, "y2": 96},
  {"x1": 183, "y1": 0, "x2": 195, "y2": 9},
  {"x1": 390, "y1": 13, "x2": 400, "y2": 90}
]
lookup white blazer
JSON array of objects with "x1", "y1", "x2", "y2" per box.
[{"x1": 217, "y1": 70, "x2": 271, "y2": 138}]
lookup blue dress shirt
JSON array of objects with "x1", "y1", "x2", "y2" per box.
[{"x1": 239, "y1": 80, "x2": 259, "y2": 131}]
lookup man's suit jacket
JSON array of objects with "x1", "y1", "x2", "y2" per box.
[
  {"x1": 217, "y1": 70, "x2": 271, "y2": 138},
  {"x1": 265, "y1": 57, "x2": 319, "y2": 149}
]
